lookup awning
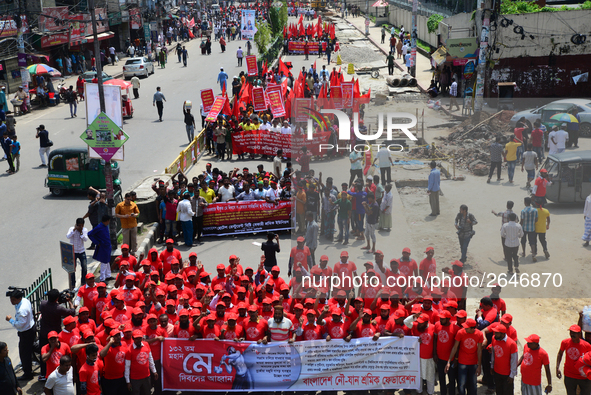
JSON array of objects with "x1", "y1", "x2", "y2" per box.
[{"x1": 71, "y1": 31, "x2": 115, "y2": 46}]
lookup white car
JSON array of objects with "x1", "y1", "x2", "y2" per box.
[
  {"x1": 509, "y1": 98, "x2": 591, "y2": 136},
  {"x1": 122, "y1": 57, "x2": 155, "y2": 79}
]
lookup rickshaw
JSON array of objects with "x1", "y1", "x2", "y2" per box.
[
  {"x1": 540, "y1": 150, "x2": 591, "y2": 203},
  {"x1": 44, "y1": 147, "x2": 121, "y2": 196},
  {"x1": 104, "y1": 79, "x2": 134, "y2": 118}
]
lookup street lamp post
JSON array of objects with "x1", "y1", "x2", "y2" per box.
[{"x1": 89, "y1": 0, "x2": 118, "y2": 248}]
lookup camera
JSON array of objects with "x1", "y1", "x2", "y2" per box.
[
  {"x1": 6, "y1": 286, "x2": 26, "y2": 298},
  {"x1": 58, "y1": 289, "x2": 75, "y2": 304}
]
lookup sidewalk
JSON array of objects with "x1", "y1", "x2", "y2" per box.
[{"x1": 341, "y1": 15, "x2": 433, "y2": 93}]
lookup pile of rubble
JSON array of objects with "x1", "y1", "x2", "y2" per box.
[{"x1": 410, "y1": 111, "x2": 517, "y2": 176}]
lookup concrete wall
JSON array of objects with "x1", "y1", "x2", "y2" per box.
[{"x1": 388, "y1": 8, "x2": 439, "y2": 47}]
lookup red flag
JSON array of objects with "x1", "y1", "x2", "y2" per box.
[
  {"x1": 298, "y1": 14, "x2": 303, "y2": 25},
  {"x1": 232, "y1": 95, "x2": 241, "y2": 117},
  {"x1": 278, "y1": 58, "x2": 290, "y2": 77},
  {"x1": 313, "y1": 60, "x2": 316, "y2": 71},
  {"x1": 318, "y1": 83, "x2": 327, "y2": 98},
  {"x1": 240, "y1": 81, "x2": 251, "y2": 103},
  {"x1": 222, "y1": 96, "x2": 232, "y2": 116},
  {"x1": 283, "y1": 26, "x2": 287, "y2": 38},
  {"x1": 299, "y1": 23, "x2": 305, "y2": 37},
  {"x1": 353, "y1": 78, "x2": 360, "y2": 98},
  {"x1": 330, "y1": 24, "x2": 335, "y2": 40}
]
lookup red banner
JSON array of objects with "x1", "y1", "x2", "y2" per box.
[
  {"x1": 267, "y1": 90, "x2": 286, "y2": 118},
  {"x1": 294, "y1": 98, "x2": 312, "y2": 123},
  {"x1": 288, "y1": 41, "x2": 319, "y2": 54},
  {"x1": 201, "y1": 89, "x2": 215, "y2": 113},
  {"x1": 245, "y1": 55, "x2": 258, "y2": 76},
  {"x1": 0, "y1": 15, "x2": 29, "y2": 38},
  {"x1": 331, "y1": 86, "x2": 343, "y2": 109},
  {"x1": 252, "y1": 87, "x2": 267, "y2": 112},
  {"x1": 341, "y1": 82, "x2": 354, "y2": 108},
  {"x1": 39, "y1": 7, "x2": 69, "y2": 32},
  {"x1": 205, "y1": 96, "x2": 225, "y2": 122},
  {"x1": 203, "y1": 201, "x2": 292, "y2": 236},
  {"x1": 130, "y1": 8, "x2": 142, "y2": 29},
  {"x1": 231, "y1": 129, "x2": 331, "y2": 157}
]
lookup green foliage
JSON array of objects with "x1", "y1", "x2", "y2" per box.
[
  {"x1": 498, "y1": 0, "x2": 590, "y2": 14},
  {"x1": 427, "y1": 14, "x2": 444, "y2": 34},
  {"x1": 254, "y1": 20, "x2": 272, "y2": 55},
  {"x1": 279, "y1": 1, "x2": 288, "y2": 31},
  {"x1": 269, "y1": 7, "x2": 281, "y2": 37}
]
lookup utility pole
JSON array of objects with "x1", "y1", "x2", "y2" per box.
[
  {"x1": 16, "y1": 0, "x2": 28, "y2": 103},
  {"x1": 89, "y1": 0, "x2": 118, "y2": 248},
  {"x1": 474, "y1": 0, "x2": 490, "y2": 119},
  {"x1": 409, "y1": 0, "x2": 417, "y2": 77}
]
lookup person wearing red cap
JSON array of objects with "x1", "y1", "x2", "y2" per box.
[
  {"x1": 196, "y1": 315, "x2": 221, "y2": 339},
  {"x1": 533, "y1": 168, "x2": 551, "y2": 208},
  {"x1": 402, "y1": 312, "x2": 436, "y2": 394},
  {"x1": 113, "y1": 245, "x2": 138, "y2": 273},
  {"x1": 75, "y1": 273, "x2": 98, "y2": 311},
  {"x1": 301, "y1": 310, "x2": 324, "y2": 341},
  {"x1": 143, "y1": 315, "x2": 166, "y2": 395},
  {"x1": 221, "y1": 314, "x2": 244, "y2": 341},
  {"x1": 490, "y1": 324, "x2": 518, "y2": 395},
  {"x1": 110, "y1": 295, "x2": 132, "y2": 325},
  {"x1": 397, "y1": 247, "x2": 418, "y2": 280},
  {"x1": 59, "y1": 316, "x2": 81, "y2": 348},
  {"x1": 211, "y1": 264, "x2": 228, "y2": 290},
  {"x1": 95, "y1": 319, "x2": 117, "y2": 349},
  {"x1": 120, "y1": 276, "x2": 144, "y2": 309},
  {"x1": 173, "y1": 310, "x2": 196, "y2": 339},
  {"x1": 435, "y1": 310, "x2": 459, "y2": 395},
  {"x1": 41, "y1": 332, "x2": 72, "y2": 379},
  {"x1": 78, "y1": 343, "x2": 103, "y2": 395},
  {"x1": 288, "y1": 237, "x2": 312, "y2": 276},
  {"x1": 332, "y1": 251, "x2": 358, "y2": 296},
  {"x1": 384, "y1": 310, "x2": 409, "y2": 337},
  {"x1": 488, "y1": 284, "x2": 506, "y2": 317},
  {"x1": 159, "y1": 241, "x2": 182, "y2": 276},
  {"x1": 99, "y1": 330, "x2": 128, "y2": 395},
  {"x1": 475, "y1": 297, "x2": 499, "y2": 391},
  {"x1": 446, "y1": 318, "x2": 484, "y2": 395},
  {"x1": 349, "y1": 309, "x2": 379, "y2": 341},
  {"x1": 143, "y1": 248, "x2": 163, "y2": 277},
  {"x1": 124, "y1": 330, "x2": 157, "y2": 395},
  {"x1": 557, "y1": 324, "x2": 591, "y2": 395},
  {"x1": 483, "y1": 314, "x2": 517, "y2": 344},
  {"x1": 77, "y1": 307, "x2": 97, "y2": 334},
  {"x1": 420, "y1": 247, "x2": 437, "y2": 281},
  {"x1": 243, "y1": 306, "x2": 268, "y2": 342},
  {"x1": 518, "y1": 334, "x2": 552, "y2": 395}
]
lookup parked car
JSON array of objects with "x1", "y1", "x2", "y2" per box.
[
  {"x1": 541, "y1": 151, "x2": 591, "y2": 203},
  {"x1": 509, "y1": 98, "x2": 591, "y2": 136},
  {"x1": 81, "y1": 71, "x2": 114, "y2": 83},
  {"x1": 122, "y1": 57, "x2": 155, "y2": 79}
]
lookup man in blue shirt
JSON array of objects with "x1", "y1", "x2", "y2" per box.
[
  {"x1": 428, "y1": 160, "x2": 441, "y2": 216},
  {"x1": 217, "y1": 67, "x2": 228, "y2": 94},
  {"x1": 88, "y1": 215, "x2": 113, "y2": 282}
]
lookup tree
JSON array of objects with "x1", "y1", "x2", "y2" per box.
[{"x1": 254, "y1": 20, "x2": 272, "y2": 55}]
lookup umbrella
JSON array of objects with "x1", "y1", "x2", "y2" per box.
[
  {"x1": 27, "y1": 63, "x2": 61, "y2": 77},
  {"x1": 104, "y1": 79, "x2": 132, "y2": 89},
  {"x1": 550, "y1": 113, "x2": 579, "y2": 123}
]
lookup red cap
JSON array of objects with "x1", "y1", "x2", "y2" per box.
[
  {"x1": 83, "y1": 331, "x2": 94, "y2": 339},
  {"x1": 266, "y1": 279, "x2": 275, "y2": 286},
  {"x1": 380, "y1": 304, "x2": 391, "y2": 311},
  {"x1": 190, "y1": 309, "x2": 201, "y2": 317},
  {"x1": 417, "y1": 314, "x2": 429, "y2": 323},
  {"x1": 63, "y1": 316, "x2": 77, "y2": 325},
  {"x1": 179, "y1": 309, "x2": 189, "y2": 317},
  {"x1": 540, "y1": 168, "x2": 548, "y2": 173},
  {"x1": 229, "y1": 255, "x2": 238, "y2": 260},
  {"x1": 402, "y1": 247, "x2": 411, "y2": 253},
  {"x1": 439, "y1": 310, "x2": 453, "y2": 319},
  {"x1": 236, "y1": 286, "x2": 246, "y2": 293},
  {"x1": 121, "y1": 244, "x2": 129, "y2": 250},
  {"x1": 200, "y1": 272, "x2": 210, "y2": 278},
  {"x1": 165, "y1": 299, "x2": 176, "y2": 306},
  {"x1": 79, "y1": 306, "x2": 90, "y2": 313},
  {"x1": 271, "y1": 266, "x2": 280, "y2": 272},
  {"x1": 493, "y1": 325, "x2": 507, "y2": 334},
  {"x1": 166, "y1": 238, "x2": 174, "y2": 244},
  {"x1": 280, "y1": 284, "x2": 290, "y2": 291},
  {"x1": 570, "y1": 324, "x2": 582, "y2": 333},
  {"x1": 147, "y1": 314, "x2": 158, "y2": 321},
  {"x1": 216, "y1": 264, "x2": 225, "y2": 270},
  {"x1": 374, "y1": 250, "x2": 384, "y2": 255},
  {"x1": 462, "y1": 318, "x2": 477, "y2": 328},
  {"x1": 501, "y1": 314, "x2": 513, "y2": 324},
  {"x1": 340, "y1": 251, "x2": 349, "y2": 257},
  {"x1": 189, "y1": 252, "x2": 197, "y2": 257},
  {"x1": 262, "y1": 298, "x2": 272, "y2": 305},
  {"x1": 297, "y1": 236, "x2": 305, "y2": 242},
  {"x1": 455, "y1": 310, "x2": 468, "y2": 318},
  {"x1": 247, "y1": 305, "x2": 258, "y2": 312},
  {"x1": 132, "y1": 307, "x2": 143, "y2": 315},
  {"x1": 187, "y1": 271, "x2": 196, "y2": 277},
  {"x1": 216, "y1": 301, "x2": 227, "y2": 307},
  {"x1": 150, "y1": 271, "x2": 159, "y2": 277},
  {"x1": 320, "y1": 255, "x2": 329, "y2": 261},
  {"x1": 85, "y1": 273, "x2": 95, "y2": 279},
  {"x1": 445, "y1": 301, "x2": 458, "y2": 309},
  {"x1": 141, "y1": 260, "x2": 151, "y2": 267},
  {"x1": 306, "y1": 309, "x2": 317, "y2": 316},
  {"x1": 167, "y1": 285, "x2": 178, "y2": 293},
  {"x1": 155, "y1": 290, "x2": 165, "y2": 297},
  {"x1": 364, "y1": 261, "x2": 374, "y2": 267},
  {"x1": 311, "y1": 267, "x2": 322, "y2": 275},
  {"x1": 525, "y1": 334, "x2": 540, "y2": 343},
  {"x1": 123, "y1": 323, "x2": 133, "y2": 332},
  {"x1": 336, "y1": 290, "x2": 347, "y2": 296},
  {"x1": 425, "y1": 246, "x2": 434, "y2": 253},
  {"x1": 97, "y1": 282, "x2": 106, "y2": 288},
  {"x1": 452, "y1": 260, "x2": 464, "y2": 267},
  {"x1": 47, "y1": 331, "x2": 59, "y2": 339},
  {"x1": 237, "y1": 302, "x2": 247, "y2": 309},
  {"x1": 125, "y1": 275, "x2": 135, "y2": 282},
  {"x1": 132, "y1": 330, "x2": 144, "y2": 338},
  {"x1": 294, "y1": 303, "x2": 304, "y2": 310},
  {"x1": 206, "y1": 314, "x2": 217, "y2": 321},
  {"x1": 102, "y1": 319, "x2": 116, "y2": 328},
  {"x1": 363, "y1": 309, "x2": 373, "y2": 316},
  {"x1": 423, "y1": 295, "x2": 433, "y2": 301},
  {"x1": 411, "y1": 305, "x2": 422, "y2": 314},
  {"x1": 228, "y1": 313, "x2": 238, "y2": 321}
]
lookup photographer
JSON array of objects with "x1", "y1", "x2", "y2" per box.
[
  {"x1": 39, "y1": 289, "x2": 75, "y2": 380},
  {"x1": 5, "y1": 288, "x2": 35, "y2": 381}
]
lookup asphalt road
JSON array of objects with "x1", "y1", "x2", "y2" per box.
[{"x1": 0, "y1": 35, "x2": 258, "y2": 352}]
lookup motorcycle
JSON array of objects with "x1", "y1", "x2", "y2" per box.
[{"x1": 57, "y1": 80, "x2": 68, "y2": 101}]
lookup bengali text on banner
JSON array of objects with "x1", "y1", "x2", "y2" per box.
[
  {"x1": 252, "y1": 87, "x2": 267, "y2": 111},
  {"x1": 245, "y1": 55, "x2": 258, "y2": 76},
  {"x1": 231, "y1": 129, "x2": 331, "y2": 157},
  {"x1": 201, "y1": 89, "x2": 215, "y2": 113},
  {"x1": 267, "y1": 90, "x2": 286, "y2": 118},
  {"x1": 161, "y1": 337, "x2": 420, "y2": 392},
  {"x1": 202, "y1": 201, "x2": 292, "y2": 236},
  {"x1": 205, "y1": 96, "x2": 225, "y2": 122}
]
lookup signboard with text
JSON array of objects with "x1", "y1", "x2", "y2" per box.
[
  {"x1": 245, "y1": 55, "x2": 258, "y2": 76},
  {"x1": 81, "y1": 112, "x2": 129, "y2": 161},
  {"x1": 200, "y1": 89, "x2": 215, "y2": 113}
]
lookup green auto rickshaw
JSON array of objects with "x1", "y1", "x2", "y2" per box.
[
  {"x1": 44, "y1": 147, "x2": 121, "y2": 196},
  {"x1": 541, "y1": 150, "x2": 591, "y2": 203}
]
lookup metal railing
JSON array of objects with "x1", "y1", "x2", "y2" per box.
[
  {"x1": 25, "y1": 269, "x2": 53, "y2": 317},
  {"x1": 165, "y1": 128, "x2": 206, "y2": 174}
]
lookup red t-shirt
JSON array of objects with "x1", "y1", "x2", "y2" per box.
[
  {"x1": 560, "y1": 338, "x2": 591, "y2": 379},
  {"x1": 374, "y1": 316, "x2": 390, "y2": 335},
  {"x1": 574, "y1": 356, "x2": 591, "y2": 380},
  {"x1": 386, "y1": 321, "x2": 409, "y2": 337},
  {"x1": 77, "y1": 285, "x2": 99, "y2": 310},
  {"x1": 534, "y1": 177, "x2": 550, "y2": 197},
  {"x1": 143, "y1": 326, "x2": 166, "y2": 360},
  {"x1": 411, "y1": 323, "x2": 435, "y2": 359},
  {"x1": 531, "y1": 129, "x2": 544, "y2": 147},
  {"x1": 434, "y1": 322, "x2": 458, "y2": 361},
  {"x1": 119, "y1": 287, "x2": 144, "y2": 308},
  {"x1": 492, "y1": 336, "x2": 518, "y2": 376},
  {"x1": 290, "y1": 247, "x2": 311, "y2": 272},
  {"x1": 110, "y1": 307, "x2": 132, "y2": 324},
  {"x1": 41, "y1": 342, "x2": 71, "y2": 378},
  {"x1": 455, "y1": 328, "x2": 484, "y2": 365},
  {"x1": 125, "y1": 342, "x2": 153, "y2": 380},
  {"x1": 159, "y1": 249, "x2": 182, "y2": 275},
  {"x1": 77, "y1": 319, "x2": 97, "y2": 334},
  {"x1": 79, "y1": 360, "x2": 103, "y2": 395},
  {"x1": 94, "y1": 296, "x2": 109, "y2": 323},
  {"x1": 397, "y1": 258, "x2": 418, "y2": 278},
  {"x1": 419, "y1": 258, "x2": 437, "y2": 279},
  {"x1": 333, "y1": 262, "x2": 358, "y2": 290},
  {"x1": 325, "y1": 318, "x2": 349, "y2": 339},
  {"x1": 58, "y1": 329, "x2": 81, "y2": 348},
  {"x1": 244, "y1": 318, "x2": 268, "y2": 341},
  {"x1": 354, "y1": 322, "x2": 377, "y2": 338},
  {"x1": 520, "y1": 344, "x2": 550, "y2": 386},
  {"x1": 489, "y1": 296, "x2": 506, "y2": 314},
  {"x1": 221, "y1": 324, "x2": 244, "y2": 340},
  {"x1": 302, "y1": 323, "x2": 324, "y2": 341},
  {"x1": 102, "y1": 343, "x2": 128, "y2": 380},
  {"x1": 174, "y1": 324, "x2": 196, "y2": 339},
  {"x1": 117, "y1": 255, "x2": 138, "y2": 270},
  {"x1": 202, "y1": 325, "x2": 221, "y2": 339}
]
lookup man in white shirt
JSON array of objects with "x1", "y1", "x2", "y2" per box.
[
  {"x1": 109, "y1": 46, "x2": 116, "y2": 65},
  {"x1": 265, "y1": 181, "x2": 281, "y2": 205},
  {"x1": 551, "y1": 123, "x2": 569, "y2": 153},
  {"x1": 273, "y1": 149, "x2": 283, "y2": 178},
  {"x1": 500, "y1": 212, "x2": 523, "y2": 274},
  {"x1": 263, "y1": 306, "x2": 295, "y2": 343},
  {"x1": 6, "y1": 289, "x2": 35, "y2": 380},
  {"x1": 130, "y1": 76, "x2": 140, "y2": 99},
  {"x1": 45, "y1": 355, "x2": 75, "y2": 395},
  {"x1": 176, "y1": 192, "x2": 195, "y2": 247},
  {"x1": 66, "y1": 218, "x2": 89, "y2": 288},
  {"x1": 218, "y1": 178, "x2": 236, "y2": 202},
  {"x1": 270, "y1": 119, "x2": 282, "y2": 133},
  {"x1": 401, "y1": 43, "x2": 408, "y2": 56},
  {"x1": 547, "y1": 126, "x2": 558, "y2": 154},
  {"x1": 280, "y1": 120, "x2": 292, "y2": 134},
  {"x1": 373, "y1": 146, "x2": 394, "y2": 184}
]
